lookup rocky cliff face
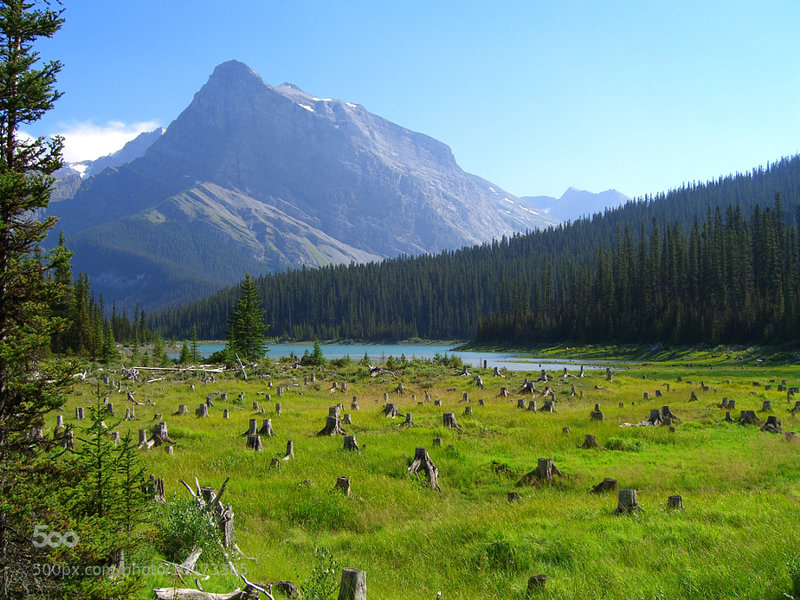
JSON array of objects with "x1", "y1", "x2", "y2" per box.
[{"x1": 53, "y1": 60, "x2": 557, "y2": 309}]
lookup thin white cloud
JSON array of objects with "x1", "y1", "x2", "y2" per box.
[{"x1": 50, "y1": 120, "x2": 161, "y2": 163}]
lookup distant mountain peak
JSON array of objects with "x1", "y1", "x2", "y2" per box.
[{"x1": 210, "y1": 59, "x2": 260, "y2": 80}]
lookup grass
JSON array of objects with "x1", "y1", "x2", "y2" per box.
[{"x1": 54, "y1": 354, "x2": 800, "y2": 599}]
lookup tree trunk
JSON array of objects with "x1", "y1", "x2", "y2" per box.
[
  {"x1": 344, "y1": 435, "x2": 360, "y2": 452},
  {"x1": 176, "y1": 404, "x2": 189, "y2": 415},
  {"x1": 246, "y1": 434, "x2": 262, "y2": 451},
  {"x1": 407, "y1": 447, "x2": 440, "y2": 491},
  {"x1": 337, "y1": 568, "x2": 367, "y2": 600},
  {"x1": 517, "y1": 398, "x2": 526, "y2": 409},
  {"x1": 589, "y1": 478, "x2": 617, "y2": 494},
  {"x1": 442, "y1": 413, "x2": 461, "y2": 430},
  {"x1": 351, "y1": 396, "x2": 359, "y2": 411},
  {"x1": 614, "y1": 488, "x2": 642, "y2": 514},
  {"x1": 401, "y1": 413, "x2": 413, "y2": 427},
  {"x1": 318, "y1": 416, "x2": 346, "y2": 436},
  {"x1": 196, "y1": 404, "x2": 209, "y2": 417},
  {"x1": 527, "y1": 400, "x2": 537, "y2": 412},
  {"x1": 541, "y1": 400, "x2": 556, "y2": 412},
  {"x1": 283, "y1": 440, "x2": 294, "y2": 460},
  {"x1": 499, "y1": 387, "x2": 509, "y2": 397},
  {"x1": 259, "y1": 419, "x2": 274, "y2": 437},
  {"x1": 242, "y1": 419, "x2": 258, "y2": 437},
  {"x1": 275, "y1": 403, "x2": 282, "y2": 415},
  {"x1": 517, "y1": 458, "x2": 564, "y2": 486},
  {"x1": 383, "y1": 403, "x2": 400, "y2": 417}
]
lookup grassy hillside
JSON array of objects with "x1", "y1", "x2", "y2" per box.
[{"x1": 56, "y1": 355, "x2": 800, "y2": 599}]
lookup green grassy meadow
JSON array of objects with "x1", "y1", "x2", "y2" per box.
[{"x1": 56, "y1": 354, "x2": 800, "y2": 599}]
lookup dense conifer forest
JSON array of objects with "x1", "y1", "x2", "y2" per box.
[{"x1": 151, "y1": 156, "x2": 800, "y2": 345}]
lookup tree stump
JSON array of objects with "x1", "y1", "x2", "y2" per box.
[
  {"x1": 383, "y1": 403, "x2": 400, "y2": 417},
  {"x1": 55, "y1": 414, "x2": 64, "y2": 430},
  {"x1": 242, "y1": 419, "x2": 258, "y2": 437},
  {"x1": 318, "y1": 416, "x2": 346, "y2": 436},
  {"x1": 720, "y1": 397, "x2": 729, "y2": 408},
  {"x1": 667, "y1": 494, "x2": 684, "y2": 510},
  {"x1": 724, "y1": 411, "x2": 733, "y2": 422},
  {"x1": 760, "y1": 400, "x2": 772, "y2": 412},
  {"x1": 474, "y1": 375, "x2": 484, "y2": 389},
  {"x1": 344, "y1": 435, "x2": 360, "y2": 452},
  {"x1": 246, "y1": 434, "x2": 262, "y2": 451},
  {"x1": 175, "y1": 404, "x2": 189, "y2": 416},
  {"x1": 643, "y1": 392, "x2": 649, "y2": 400},
  {"x1": 541, "y1": 400, "x2": 556, "y2": 413},
  {"x1": 791, "y1": 401, "x2": 800, "y2": 414},
  {"x1": 329, "y1": 406, "x2": 341, "y2": 419},
  {"x1": 196, "y1": 404, "x2": 209, "y2": 417},
  {"x1": 111, "y1": 431, "x2": 120, "y2": 445},
  {"x1": 527, "y1": 400, "x2": 537, "y2": 412},
  {"x1": 395, "y1": 382, "x2": 405, "y2": 394},
  {"x1": 434, "y1": 399, "x2": 442, "y2": 406},
  {"x1": 275, "y1": 403, "x2": 282, "y2": 415},
  {"x1": 614, "y1": 488, "x2": 643, "y2": 514},
  {"x1": 761, "y1": 415, "x2": 782, "y2": 433},
  {"x1": 570, "y1": 385, "x2": 577, "y2": 397},
  {"x1": 499, "y1": 387, "x2": 509, "y2": 397},
  {"x1": 252, "y1": 401, "x2": 259, "y2": 411},
  {"x1": 401, "y1": 413, "x2": 413, "y2": 427},
  {"x1": 282, "y1": 439, "x2": 295, "y2": 461},
  {"x1": 343, "y1": 413, "x2": 353, "y2": 425},
  {"x1": 516, "y1": 398, "x2": 526, "y2": 409},
  {"x1": 433, "y1": 437, "x2": 442, "y2": 447},
  {"x1": 562, "y1": 427, "x2": 570, "y2": 434},
  {"x1": 351, "y1": 397, "x2": 359, "y2": 410},
  {"x1": 739, "y1": 410, "x2": 762, "y2": 425},
  {"x1": 537, "y1": 369, "x2": 548, "y2": 382},
  {"x1": 464, "y1": 406, "x2": 473, "y2": 416},
  {"x1": 579, "y1": 365, "x2": 586, "y2": 377},
  {"x1": 785, "y1": 431, "x2": 799, "y2": 442},
  {"x1": 462, "y1": 392, "x2": 469, "y2": 402},
  {"x1": 478, "y1": 398, "x2": 485, "y2": 406},
  {"x1": 259, "y1": 419, "x2": 274, "y2": 437},
  {"x1": 519, "y1": 380, "x2": 536, "y2": 394},
  {"x1": 278, "y1": 387, "x2": 284, "y2": 397},
  {"x1": 271, "y1": 457, "x2": 281, "y2": 470},
  {"x1": 582, "y1": 434, "x2": 600, "y2": 449},
  {"x1": 223, "y1": 408, "x2": 229, "y2": 419},
  {"x1": 527, "y1": 574, "x2": 547, "y2": 593},
  {"x1": 517, "y1": 458, "x2": 564, "y2": 486},
  {"x1": 689, "y1": 391, "x2": 698, "y2": 402},
  {"x1": 334, "y1": 476, "x2": 351, "y2": 497},
  {"x1": 589, "y1": 478, "x2": 617, "y2": 494},
  {"x1": 75, "y1": 406, "x2": 84, "y2": 420},
  {"x1": 648, "y1": 408, "x2": 662, "y2": 425},
  {"x1": 660, "y1": 406, "x2": 679, "y2": 422},
  {"x1": 152, "y1": 422, "x2": 174, "y2": 445},
  {"x1": 337, "y1": 568, "x2": 367, "y2": 600},
  {"x1": 407, "y1": 447, "x2": 440, "y2": 491},
  {"x1": 605, "y1": 367, "x2": 613, "y2": 381},
  {"x1": 590, "y1": 404, "x2": 604, "y2": 421},
  {"x1": 442, "y1": 413, "x2": 461, "y2": 430},
  {"x1": 105, "y1": 402, "x2": 115, "y2": 416},
  {"x1": 655, "y1": 389, "x2": 663, "y2": 398}
]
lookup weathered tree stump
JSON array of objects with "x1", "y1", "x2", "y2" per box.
[
  {"x1": 259, "y1": 419, "x2": 274, "y2": 437},
  {"x1": 527, "y1": 400, "x2": 537, "y2": 412},
  {"x1": 271, "y1": 457, "x2": 281, "y2": 470},
  {"x1": 175, "y1": 404, "x2": 189, "y2": 416},
  {"x1": 334, "y1": 476, "x2": 351, "y2": 497},
  {"x1": 478, "y1": 398, "x2": 485, "y2": 406},
  {"x1": 223, "y1": 408, "x2": 229, "y2": 419},
  {"x1": 242, "y1": 419, "x2": 258, "y2": 437},
  {"x1": 105, "y1": 402, "x2": 115, "y2": 416},
  {"x1": 541, "y1": 400, "x2": 556, "y2": 412},
  {"x1": 648, "y1": 408, "x2": 662, "y2": 425},
  {"x1": 562, "y1": 427, "x2": 570, "y2": 434},
  {"x1": 761, "y1": 415, "x2": 782, "y2": 433},
  {"x1": 589, "y1": 478, "x2": 617, "y2": 494},
  {"x1": 527, "y1": 574, "x2": 547, "y2": 593},
  {"x1": 582, "y1": 434, "x2": 600, "y2": 449},
  {"x1": 517, "y1": 458, "x2": 564, "y2": 486},
  {"x1": 407, "y1": 447, "x2": 440, "y2": 490},
  {"x1": 655, "y1": 389, "x2": 663, "y2": 398},
  {"x1": 720, "y1": 397, "x2": 729, "y2": 408},
  {"x1": 252, "y1": 401, "x2": 259, "y2": 411},
  {"x1": 579, "y1": 365, "x2": 586, "y2": 377},
  {"x1": 791, "y1": 401, "x2": 800, "y2": 414},
  {"x1": 166, "y1": 445, "x2": 174, "y2": 455},
  {"x1": 519, "y1": 380, "x2": 536, "y2": 394},
  {"x1": 474, "y1": 375, "x2": 484, "y2": 389},
  {"x1": 275, "y1": 403, "x2": 282, "y2": 415},
  {"x1": 60, "y1": 428, "x2": 74, "y2": 450},
  {"x1": 537, "y1": 369, "x2": 548, "y2": 382},
  {"x1": 151, "y1": 422, "x2": 174, "y2": 445},
  {"x1": 329, "y1": 381, "x2": 341, "y2": 393},
  {"x1": 689, "y1": 391, "x2": 698, "y2": 402},
  {"x1": 75, "y1": 406, "x2": 84, "y2": 420},
  {"x1": 434, "y1": 399, "x2": 442, "y2": 406},
  {"x1": 570, "y1": 385, "x2": 577, "y2": 397},
  {"x1": 395, "y1": 382, "x2": 405, "y2": 394},
  {"x1": 283, "y1": 440, "x2": 295, "y2": 461},
  {"x1": 344, "y1": 435, "x2": 360, "y2": 452},
  {"x1": 329, "y1": 406, "x2": 341, "y2": 419},
  {"x1": 343, "y1": 413, "x2": 353, "y2": 425},
  {"x1": 196, "y1": 403, "x2": 209, "y2": 417},
  {"x1": 383, "y1": 403, "x2": 400, "y2": 417},
  {"x1": 338, "y1": 568, "x2": 367, "y2": 600},
  {"x1": 442, "y1": 413, "x2": 461, "y2": 430},
  {"x1": 760, "y1": 400, "x2": 772, "y2": 412},
  {"x1": 785, "y1": 431, "x2": 799, "y2": 442},
  {"x1": 590, "y1": 404, "x2": 604, "y2": 421},
  {"x1": 667, "y1": 494, "x2": 684, "y2": 510},
  {"x1": 643, "y1": 392, "x2": 649, "y2": 400},
  {"x1": 351, "y1": 396, "x2": 359, "y2": 411},
  {"x1": 401, "y1": 412, "x2": 413, "y2": 427},
  {"x1": 724, "y1": 411, "x2": 733, "y2": 422},
  {"x1": 605, "y1": 367, "x2": 613, "y2": 381},
  {"x1": 464, "y1": 406, "x2": 473, "y2": 416},
  {"x1": 660, "y1": 406, "x2": 679, "y2": 423},
  {"x1": 462, "y1": 392, "x2": 469, "y2": 402},
  {"x1": 318, "y1": 416, "x2": 346, "y2": 436},
  {"x1": 246, "y1": 434, "x2": 262, "y2": 451},
  {"x1": 499, "y1": 387, "x2": 509, "y2": 397},
  {"x1": 614, "y1": 488, "x2": 643, "y2": 514},
  {"x1": 493, "y1": 366, "x2": 504, "y2": 377},
  {"x1": 278, "y1": 387, "x2": 284, "y2": 397},
  {"x1": 111, "y1": 431, "x2": 120, "y2": 445},
  {"x1": 517, "y1": 398, "x2": 526, "y2": 409},
  {"x1": 740, "y1": 410, "x2": 762, "y2": 425}
]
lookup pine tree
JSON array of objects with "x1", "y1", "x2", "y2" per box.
[
  {"x1": 0, "y1": 3, "x2": 72, "y2": 597},
  {"x1": 227, "y1": 272, "x2": 268, "y2": 361},
  {"x1": 190, "y1": 324, "x2": 200, "y2": 363}
]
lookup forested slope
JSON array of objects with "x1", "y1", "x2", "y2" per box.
[{"x1": 152, "y1": 156, "x2": 800, "y2": 345}]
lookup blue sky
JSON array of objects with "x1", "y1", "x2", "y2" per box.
[{"x1": 25, "y1": 1, "x2": 800, "y2": 199}]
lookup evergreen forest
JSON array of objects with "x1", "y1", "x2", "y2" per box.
[{"x1": 152, "y1": 157, "x2": 800, "y2": 346}]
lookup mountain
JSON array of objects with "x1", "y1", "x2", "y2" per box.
[
  {"x1": 83, "y1": 127, "x2": 165, "y2": 178},
  {"x1": 50, "y1": 60, "x2": 557, "y2": 310},
  {"x1": 521, "y1": 187, "x2": 629, "y2": 222}
]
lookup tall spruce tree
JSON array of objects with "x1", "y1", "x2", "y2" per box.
[
  {"x1": 227, "y1": 272, "x2": 267, "y2": 361},
  {"x1": 0, "y1": 2, "x2": 72, "y2": 598}
]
